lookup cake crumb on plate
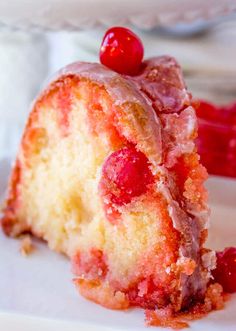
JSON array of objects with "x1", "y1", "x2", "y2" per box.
[{"x1": 20, "y1": 235, "x2": 34, "y2": 257}]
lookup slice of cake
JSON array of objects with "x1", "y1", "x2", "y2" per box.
[{"x1": 1, "y1": 27, "x2": 221, "y2": 325}]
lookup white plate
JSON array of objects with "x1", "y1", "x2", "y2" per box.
[{"x1": 0, "y1": 157, "x2": 235, "y2": 331}]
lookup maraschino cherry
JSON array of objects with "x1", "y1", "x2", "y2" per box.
[
  {"x1": 212, "y1": 247, "x2": 236, "y2": 293},
  {"x1": 100, "y1": 27, "x2": 144, "y2": 75},
  {"x1": 99, "y1": 146, "x2": 153, "y2": 206}
]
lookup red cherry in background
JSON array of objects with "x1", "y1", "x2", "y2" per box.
[
  {"x1": 100, "y1": 27, "x2": 144, "y2": 75},
  {"x1": 196, "y1": 100, "x2": 218, "y2": 122}
]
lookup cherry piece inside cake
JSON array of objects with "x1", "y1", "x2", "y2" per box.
[{"x1": 1, "y1": 27, "x2": 223, "y2": 327}]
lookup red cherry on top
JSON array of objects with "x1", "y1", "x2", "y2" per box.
[
  {"x1": 100, "y1": 27, "x2": 144, "y2": 76},
  {"x1": 212, "y1": 247, "x2": 236, "y2": 293}
]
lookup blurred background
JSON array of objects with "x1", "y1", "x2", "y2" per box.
[{"x1": 0, "y1": 0, "x2": 236, "y2": 175}]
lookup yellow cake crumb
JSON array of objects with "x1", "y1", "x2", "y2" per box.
[{"x1": 20, "y1": 235, "x2": 34, "y2": 256}]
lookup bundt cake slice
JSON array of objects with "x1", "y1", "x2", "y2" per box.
[{"x1": 1, "y1": 52, "x2": 216, "y2": 316}]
